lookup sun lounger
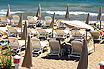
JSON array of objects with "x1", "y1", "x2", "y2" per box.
[
  {"x1": 37, "y1": 29, "x2": 49, "y2": 39},
  {"x1": 8, "y1": 37, "x2": 25, "y2": 55},
  {"x1": 69, "y1": 38, "x2": 94, "y2": 57},
  {"x1": 44, "y1": 16, "x2": 52, "y2": 27},
  {"x1": 90, "y1": 31, "x2": 102, "y2": 41},
  {"x1": 55, "y1": 30, "x2": 67, "y2": 39},
  {"x1": 57, "y1": 21, "x2": 67, "y2": 29},
  {"x1": 27, "y1": 16, "x2": 37, "y2": 28},
  {"x1": 12, "y1": 15, "x2": 20, "y2": 26},
  {"x1": 47, "y1": 39, "x2": 62, "y2": 57},
  {"x1": 0, "y1": 15, "x2": 6, "y2": 22},
  {"x1": 31, "y1": 37, "x2": 43, "y2": 55},
  {"x1": 7, "y1": 27, "x2": 19, "y2": 37},
  {"x1": 0, "y1": 15, "x2": 8, "y2": 25},
  {"x1": 71, "y1": 30, "x2": 83, "y2": 39}
]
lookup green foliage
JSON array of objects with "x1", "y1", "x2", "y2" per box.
[{"x1": 0, "y1": 45, "x2": 12, "y2": 69}]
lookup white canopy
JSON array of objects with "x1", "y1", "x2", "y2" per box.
[{"x1": 61, "y1": 20, "x2": 94, "y2": 31}]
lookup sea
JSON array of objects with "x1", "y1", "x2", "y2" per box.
[{"x1": 0, "y1": 0, "x2": 104, "y2": 21}]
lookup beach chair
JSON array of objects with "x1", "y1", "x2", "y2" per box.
[
  {"x1": 0, "y1": 15, "x2": 5, "y2": 22},
  {"x1": 47, "y1": 39, "x2": 62, "y2": 57},
  {"x1": 57, "y1": 21, "x2": 67, "y2": 29},
  {"x1": 27, "y1": 28, "x2": 33, "y2": 37},
  {"x1": 27, "y1": 16, "x2": 37, "y2": 28},
  {"x1": 0, "y1": 15, "x2": 8, "y2": 25},
  {"x1": 69, "y1": 40, "x2": 83, "y2": 57},
  {"x1": 44, "y1": 16, "x2": 52, "y2": 27},
  {"x1": 69, "y1": 38, "x2": 95, "y2": 57},
  {"x1": 90, "y1": 31, "x2": 102, "y2": 42},
  {"x1": 37, "y1": 29, "x2": 49, "y2": 39},
  {"x1": 55, "y1": 30, "x2": 67, "y2": 39},
  {"x1": 8, "y1": 37, "x2": 25, "y2": 55},
  {"x1": 71, "y1": 30, "x2": 83, "y2": 39},
  {"x1": 12, "y1": 15, "x2": 20, "y2": 26},
  {"x1": 7, "y1": 27, "x2": 19, "y2": 37},
  {"x1": 31, "y1": 37, "x2": 43, "y2": 55},
  {"x1": 33, "y1": 16, "x2": 38, "y2": 21}
]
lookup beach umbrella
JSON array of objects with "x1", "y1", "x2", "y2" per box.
[
  {"x1": 51, "y1": 13, "x2": 55, "y2": 38},
  {"x1": 18, "y1": 13, "x2": 23, "y2": 36},
  {"x1": 22, "y1": 35, "x2": 32, "y2": 68},
  {"x1": 97, "y1": 7, "x2": 102, "y2": 30},
  {"x1": 65, "y1": 4, "x2": 70, "y2": 19},
  {"x1": 61, "y1": 21, "x2": 94, "y2": 30},
  {"x1": 21, "y1": 21, "x2": 27, "y2": 51},
  {"x1": 77, "y1": 39, "x2": 88, "y2": 69},
  {"x1": 85, "y1": 13, "x2": 89, "y2": 24},
  {"x1": 6, "y1": 4, "x2": 11, "y2": 25},
  {"x1": 36, "y1": 4, "x2": 41, "y2": 19},
  {"x1": 6, "y1": 4, "x2": 11, "y2": 17}
]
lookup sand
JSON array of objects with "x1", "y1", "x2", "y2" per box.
[
  {"x1": 0, "y1": 21, "x2": 104, "y2": 69},
  {"x1": 17, "y1": 43, "x2": 104, "y2": 69}
]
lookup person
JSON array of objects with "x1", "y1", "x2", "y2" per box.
[{"x1": 36, "y1": 20, "x2": 42, "y2": 27}]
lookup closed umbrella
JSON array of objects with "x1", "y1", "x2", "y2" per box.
[
  {"x1": 22, "y1": 35, "x2": 32, "y2": 68},
  {"x1": 18, "y1": 13, "x2": 23, "y2": 36},
  {"x1": 65, "y1": 4, "x2": 70, "y2": 20},
  {"x1": 85, "y1": 13, "x2": 89, "y2": 24},
  {"x1": 97, "y1": 7, "x2": 102, "y2": 30},
  {"x1": 77, "y1": 39, "x2": 88, "y2": 69},
  {"x1": 6, "y1": 4, "x2": 10, "y2": 17},
  {"x1": 51, "y1": 13, "x2": 55, "y2": 38},
  {"x1": 21, "y1": 21, "x2": 27, "y2": 51},
  {"x1": 36, "y1": 4, "x2": 41, "y2": 19},
  {"x1": 6, "y1": 4, "x2": 11, "y2": 25}
]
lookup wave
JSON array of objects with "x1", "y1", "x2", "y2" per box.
[
  {"x1": 43, "y1": 11, "x2": 104, "y2": 16},
  {"x1": 0, "y1": 9, "x2": 24, "y2": 14}
]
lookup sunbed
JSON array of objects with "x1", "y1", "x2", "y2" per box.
[
  {"x1": 8, "y1": 37, "x2": 25, "y2": 55},
  {"x1": 12, "y1": 15, "x2": 20, "y2": 26}
]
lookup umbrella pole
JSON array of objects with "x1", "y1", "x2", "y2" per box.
[
  {"x1": 25, "y1": 39, "x2": 26, "y2": 52},
  {"x1": 52, "y1": 29, "x2": 53, "y2": 38},
  {"x1": 9, "y1": 16, "x2": 11, "y2": 25},
  {"x1": 100, "y1": 20, "x2": 101, "y2": 30},
  {"x1": 21, "y1": 26, "x2": 22, "y2": 37},
  {"x1": 86, "y1": 30, "x2": 87, "y2": 40}
]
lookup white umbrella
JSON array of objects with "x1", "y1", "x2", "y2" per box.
[{"x1": 61, "y1": 20, "x2": 94, "y2": 30}]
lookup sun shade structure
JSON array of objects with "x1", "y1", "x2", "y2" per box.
[
  {"x1": 77, "y1": 39, "x2": 88, "y2": 69},
  {"x1": 97, "y1": 7, "x2": 102, "y2": 30},
  {"x1": 61, "y1": 20, "x2": 94, "y2": 30},
  {"x1": 18, "y1": 13, "x2": 23, "y2": 28},
  {"x1": 18, "y1": 13, "x2": 23, "y2": 36},
  {"x1": 85, "y1": 13, "x2": 89, "y2": 24},
  {"x1": 51, "y1": 13, "x2": 55, "y2": 38},
  {"x1": 36, "y1": 4, "x2": 41, "y2": 18},
  {"x1": 6, "y1": 4, "x2": 11, "y2": 17},
  {"x1": 65, "y1": 4, "x2": 70, "y2": 19},
  {"x1": 21, "y1": 21, "x2": 27, "y2": 52},
  {"x1": 22, "y1": 35, "x2": 32, "y2": 68},
  {"x1": 97, "y1": 7, "x2": 102, "y2": 20},
  {"x1": 21, "y1": 21, "x2": 27, "y2": 40}
]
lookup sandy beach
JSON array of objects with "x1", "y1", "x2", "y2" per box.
[
  {"x1": 0, "y1": 0, "x2": 104, "y2": 68},
  {"x1": 16, "y1": 43, "x2": 103, "y2": 69},
  {"x1": 0, "y1": 21, "x2": 104, "y2": 69}
]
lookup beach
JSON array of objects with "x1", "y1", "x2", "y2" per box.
[
  {"x1": 0, "y1": 0, "x2": 104, "y2": 69},
  {"x1": 17, "y1": 43, "x2": 103, "y2": 69}
]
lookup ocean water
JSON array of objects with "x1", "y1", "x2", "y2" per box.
[{"x1": 0, "y1": 0, "x2": 104, "y2": 20}]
